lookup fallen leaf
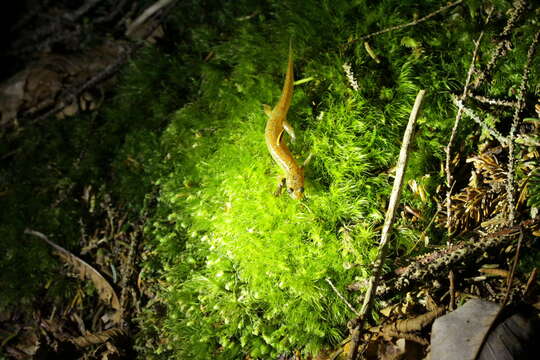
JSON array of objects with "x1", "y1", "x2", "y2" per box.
[{"x1": 25, "y1": 229, "x2": 122, "y2": 325}]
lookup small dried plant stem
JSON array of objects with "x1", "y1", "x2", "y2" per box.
[
  {"x1": 445, "y1": 10, "x2": 492, "y2": 235},
  {"x1": 473, "y1": 0, "x2": 526, "y2": 90},
  {"x1": 64, "y1": 0, "x2": 104, "y2": 22},
  {"x1": 506, "y1": 29, "x2": 540, "y2": 225},
  {"x1": 471, "y1": 95, "x2": 517, "y2": 108},
  {"x1": 325, "y1": 278, "x2": 360, "y2": 316},
  {"x1": 348, "y1": 90, "x2": 426, "y2": 360},
  {"x1": 448, "y1": 270, "x2": 455, "y2": 311},
  {"x1": 502, "y1": 227, "x2": 523, "y2": 306},
  {"x1": 119, "y1": 231, "x2": 138, "y2": 328},
  {"x1": 452, "y1": 97, "x2": 508, "y2": 146},
  {"x1": 351, "y1": 0, "x2": 462, "y2": 43}
]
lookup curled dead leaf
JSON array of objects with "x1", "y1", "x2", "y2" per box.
[
  {"x1": 69, "y1": 327, "x2": 125, "y2": 347},
  {"x1": 25, "y1": 229, "x2": 122, "y2": 325}
]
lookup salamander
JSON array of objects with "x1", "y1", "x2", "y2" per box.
[{"x1": 264, "y1": 44, "x2": 305, "y2": 200}]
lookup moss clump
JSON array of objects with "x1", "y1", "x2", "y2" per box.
[{"x1": 142, "y1": 1, "x2": 513, "y2": 358}]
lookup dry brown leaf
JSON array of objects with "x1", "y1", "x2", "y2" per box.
[
  {"x1": 479, "y1": 268, "x2": 510, "y2": 278},
  {"x1": 5, "y1": 328, "x2": 40, "y2": 359},
  {"x1": 69, "y1": 327, "x2": 125, "y2": 347},
  {"x1": 25, "y1": 229, "x2": 122, "y2": 324}
]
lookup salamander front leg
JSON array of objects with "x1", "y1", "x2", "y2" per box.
[
  {"x1": 283, "y1": 119, "x2": 296, "y2": 142},
  {"x1": 274, "y1": 177, "x2": 286, "y2": 197}
]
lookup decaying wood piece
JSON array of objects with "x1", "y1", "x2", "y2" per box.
[
  {"x1": 375, "y1": 219, "x2": 538, "y2": 298},
  {"x1": 379, "y1": 307, "x2": 445, "y2": 334}
]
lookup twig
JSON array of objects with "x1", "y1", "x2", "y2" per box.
[
  {"x1": 126, "y1": 0, "x2": 176, "y2": 38},
  {"x1": 325, "y1": 278, "x2": 360, "y2": 316},
  {"x1": 95, "y1": 0, "x2": 128, "y2": 24},
  {"x1": 471, "y1": 95, "x2": 518, "y2": 108},
  {"x1": 329, "y1": 347, "x2": 344, "y2": 360},
  {"x1": 64, "y1": 0, "x2": 104, "y2": 22},
  {"x1": 349, "y1": 0, "x2": 462, "y2": 44},
  {"x1": 382, "y1": 330, "x2": 429, "y2": 346},
  {"x1": 473, "y1": 0, "x2": 527, "y2": 89},
  {"x1": 348, "y1": 89, "x2": 426, "y2": 360},
  {"x1": 20, "y1": 43, "x2": 131, "y2": 124},
  {"x1": 452, "y1": 97, "x2": 508, "y2": 146},
  {"x1": 506, "y1": 29, "x2": 540, "y2": 224},
  {"x1": 445, "y1": 10, "x2": 492, "y2": 234},
  {"x1": 9, "y1": 26, "x2": 82, "y2": 57},
  {"x1": 119, "y1": 231, "x2": 138, "y2": 328},
  {"x1": 502, "y1": 227, "x2": 523, "y2": 306},
  {"x1": 523, "y1": 267, "x2": 538, "y2": 300},
  {"x1": 448, "y1": 270, "x2": 455, "y2": 311}
]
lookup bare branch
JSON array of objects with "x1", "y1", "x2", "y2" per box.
[
  {"x1": 471, "y1": 95, "x2": 518, "y2": 108},
  {"x1": 126, "y1": 0, "x2": 176, "y2": 38},
  {"x1": 348, "y1": 89, "x2": 426, "y2": 360},
  {"x1": 326, "y1": 278, "x2": 360, "y2": 316},
  {"x1": 473, "y1": 0, "x2": 527, "y2": 89},
  {"x1": 452, "y1": 97, "x2": 509, "y2": 146},
  {"x1": 349, "y1": 0, "x2": 462, "y2": 44},
  {"x1": 64, "y1": 0, "x2": 104, "y2": 22},
  {"x1": 506, "y1": 29, "x2": 540, "y2": 224},
  {"x1": 445, "y1": 9, "x2": 492, "y2": 235},
  {"x1": 502, "y1": 227, "x2": 523, "y2": 306}
]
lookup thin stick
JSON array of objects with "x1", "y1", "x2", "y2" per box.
[
  {"x1": 506, "y1": 29, "x2": 540, "y2": 225},
  {"x1": 126, "y1": 0, "x2": 176, "y2": 38},
  {"x1": 325, "y1": 278, "x2": 360, "y2": 316},
  {"x1": 452, "y1": 97, "x2": 508, "y2": 146},
  {"x1": 471, "y1": 95, "x2": 517, "y2": 108},
  {"x1": 350, "y1": 0, "x2": 462, "y2": 44},
  {"x1": 348, "y1": 89, "x2": 426, "y2": 360},
  {"x1": 523, "y1": 267, "x2": 538, "y2": 300},
  {"x1": 502, "y1": 227, "x2": 523, "y2": 306},
  {"x1": 64, "y1": 0, "x2": 104, "y2": 22},
  {"x1": 448, "y1": 270, "x2": 456, "y2": 311},
  {"x1": 473, "y1": 0, "x2": 527, "y2": 90},
  {"x1": 445, "y1": 9, "x2": 492, "y2": 235}
]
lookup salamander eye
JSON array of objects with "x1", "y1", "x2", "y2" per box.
[
  {"x1": 288, "y1": 187, "x2": 294, "y2": 194},
  {"x1": 299, "y1": 187, "x2": 304, "y2": 193}
]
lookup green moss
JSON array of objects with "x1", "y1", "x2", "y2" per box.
[{"x1": 140, "y1": 1, "x2": 539, "y2": 358}]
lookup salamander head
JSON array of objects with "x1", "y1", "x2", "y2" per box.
[{"x1": 286, "y1": 168, "x2": 305, "y2": 200}]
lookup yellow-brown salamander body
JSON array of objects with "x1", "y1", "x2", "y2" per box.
[{"x1": 264, "y1": 46, "x2": 304, "y2": 200}]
